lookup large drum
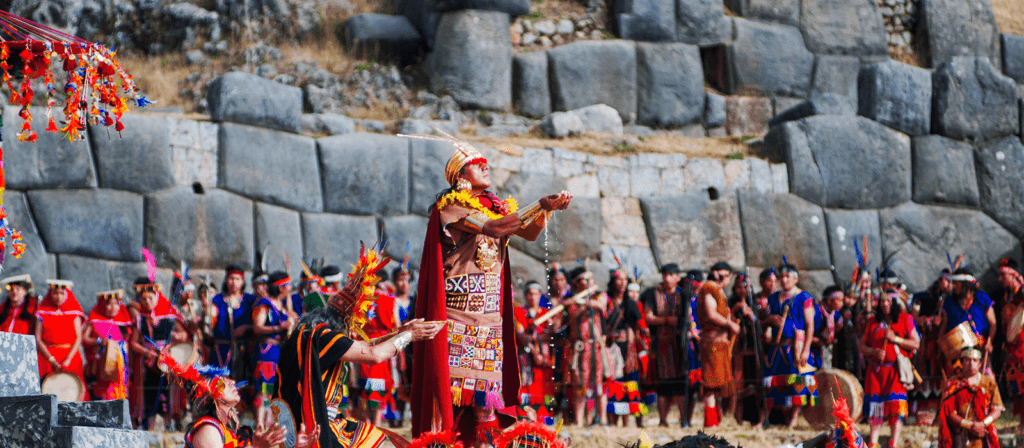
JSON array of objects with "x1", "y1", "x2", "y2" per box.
[
  {"x1": 939, "y1": 321, "x2": 978, "y2": 361},
  {"x1": 803, "y1": 368, "x2": 863, "y2": 429},
  {"x1": 159, "y1": 342, "x2": 198, "y2": 372},
  {"x1": 41, "y1": 372, "x2": 86, "y2": 402},
  {"x1": 269, "y1": 399, "x2": 297, "y2": 448}
]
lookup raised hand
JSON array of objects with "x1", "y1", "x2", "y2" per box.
[{"x1": 295, "y1": 423, "x2": 321, "y2": 448}]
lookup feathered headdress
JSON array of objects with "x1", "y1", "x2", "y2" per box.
[
  {"x1": 825, "y1": 378, "x2": 867, "y2": 448},
  {"x1": 493, "y1": 421, "x2": 565, "y2": 448},
  {"x1": 328, "y1": 241, "x2": 392, "y2": 341},
  {"x1": 407, "y1": 430, "x2": 463, "y2": 448},
  {"x1": 850, "y1": 236, "x2": 870, "y2": 285},
  {"x1": 156, "y1": 343, "x2": 232, "y2": 409}
]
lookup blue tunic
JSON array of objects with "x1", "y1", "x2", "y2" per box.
[
  {"x1": 942, "y1": 290, "x2": 993, "y2": 338},
  {"x1": 209, "y1": 292, "x2": 255, "y2": 368}
]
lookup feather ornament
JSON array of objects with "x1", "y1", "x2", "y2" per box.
[{"x1": 141, "y1": 247, "x2": 156, "y2": 283}]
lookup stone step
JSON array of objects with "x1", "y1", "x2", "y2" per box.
[
  {"x1": 0, "y1": 332, "x2": 41, "y2": 397},
  {"x1": 0, "y1": 394, "x2": 58, "y2": 448},
  {"x1": 58, "y1": 400, "x2": 132, "y2": 429},
  {"x1": 64, "y1": 425, "x2": 148, "y2": 448}
]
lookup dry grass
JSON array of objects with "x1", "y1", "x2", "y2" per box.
[
  {"x1": 118, "y1": 53, "x2": 196, "y2": 110},
  {"x1": 464, "y1": 131, "x2": 752, "y2": 160},
  {"x1": 527, "y1": 0, "x2": 590, "y2": 20},
  {"x1": 889, "y1": 46, "x2": 923, "y2": 67},
  {"x1": 992, "y1": 0, "x2": 1024, "y2": 37}
]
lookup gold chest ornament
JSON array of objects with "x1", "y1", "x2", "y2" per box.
[{"x1": 475, "y1": 240, "x2": 499, "y2": 272}]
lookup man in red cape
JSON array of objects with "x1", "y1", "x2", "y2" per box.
[
  {"x1": 408, "y1": 131, "x2": 571, "y2": 448},
  {"x1": 938, "y1": 346, "x2": 1002, "y2": 448}
]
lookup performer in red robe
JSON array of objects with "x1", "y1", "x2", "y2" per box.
[
  {"x1": 35, "y1": 280, "x2": 86, "y2": 392},
  {"x1": 84, "y1": 289, "x2": 133, "y2": 400},
  {"x1": 939, "y1": 346, "x2": 1002, "y2": 448},
  {"x1": 0, "y1": 274, "x2": 36, "y2": 335},
  {"x1": 407, "y1": 131, "x2": 571, "y2": 448}
]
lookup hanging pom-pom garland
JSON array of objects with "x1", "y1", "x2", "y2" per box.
[{"x1": 0, "y1": 10, "x2": 148, "y2": 269}]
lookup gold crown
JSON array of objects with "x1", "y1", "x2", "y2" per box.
[{"x1": 397, "y1": 128, "x2": 487, "y2": 186}]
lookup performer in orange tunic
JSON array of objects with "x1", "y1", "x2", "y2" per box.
[
  {"x1": 0, "y1": 274, "x2": 36, "y2": 335},
  {"x1": 408, "y1": 131, "x2": 571, "y2": 448},
  {"x1": 35, "y1": 280, "x2": 86, "y2": 390},
  {"x1": 997, "y1": 258, "x2": 1024, "y2": 431},
  {"x1": 938, "y1": 346, "x2": 1002, "y2": 448},
  {"x1": 697, "y1": 262, "x2": 740, "y2": 429}
]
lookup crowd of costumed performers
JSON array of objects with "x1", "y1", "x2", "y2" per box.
[{"x1": 5, "y1": 127, "x2": 1024, "y2": 448}]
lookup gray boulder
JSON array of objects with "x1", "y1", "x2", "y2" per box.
[
  {"x1": 302, "y1": 114, "x2": 356, "y2": 135},
  {"x1": 89, "y1": 114, "x2": 174, "y2": 194},
  {"x1": 512, "y1": 52, "x2": 551, "y2": 118},
  {"x1": 975, "y1": 136, "x2": 1024, "y2": 237},
  {"x1": 1003, "y1": 33, "x2": 1024, "y2": 83},
  {"x1": 381, "y1": 215, "x2": 430, "y2": 269},
  {"x1": 705, "y1": 93, "x2": 727, "y2": 128},
  {"x1": 548, "y1": 41, "x2": 638, "y2": 121},
  {"x1": 857, "y1": 60, "x2": 932, "y2": 136},
  {"x1": 540, "y1": 112, "x2": 585, "y2": 138},
  {"x1": 768, "y1": 93, "x2": 856, "y2": 128},
  {"x1": 615, "y1": 0, "x2": 677, "y2": 42},
  {"x1": 911, "y1": 135, "x2": 979, "y2": 206},
  {"x1": 726, "y1": 19, "x2": 815, "y2": 97},
  {"x1": 921, "y1": 0, "x2": 1000, "y2": 66},
  {"x1": 3, "y1": 106, "x2": 96, "y2": 190},
  {"x1": 429, "y1": 10, "x2": 511, "y2": 110},
  {"x1": 799, "y1": 0, "x2": 886, "y2": 59},
  {"x1": 726, "y1": 96, "x2": 772, "y2": 136},
  {"x1": 319, "y1": 133, "x2": 410, "y2": 216},
  {"x1": 766, "y1": 115, "x2": 911, "y2": 208},
  {"x1": 932, "y1": 57, "x2": 1019, "y2": 141},
  {"x1": 640, "y1": 193, "x2": 745, "y2": 270},
  {"x1": 28, "y1": 189, "x2": 143, "y2": 262},
  {"x1": 219, "y1": 123, "x2": 322, "y2": 212},
  {"x1": 301, "y1": 213, "x2": 378, "y2": 268},
  {"x1": 575, "y1": 104, "x2": 624, "y2": 134},
  {"x1": 145, "y1": 187, "x2": 254, "y2": 270},
  {"x1": 397, "y1": 119, "x2": 459, "y2": 136},
  {"x1": 738, "y1": 191, "x2": 831, "y2": 270},
  {"x1": 823, "y1": 208, "x2": 881, "y2": 284},
  {"x1": 254, "y1": 202, "x2": 303, "y2": 277},
  {"x1": 207, "y1": 72, "x2": 303, "y2": 134},
  {"x1": 476, "y1": 125, "x2": 529, "y2": 138},
  {"x1": 434, "y1": 0, "x2": 531, "y2": 15},
  {"x1": 724, "y1": 0, "x2": 799, "y2": 26},
  {"x1": 409, "y1": 138, "x2": 454, "y2": 216},
  {"x1": 636, "y1": 42, "x2": 705, "y2": 127},
  {"x1": 810, "y1": 55, "x2": 860, "y2": 100},
  {"x1": 344, "y1": 13, "x2": 422, "y2": 42},
  {"x1": 880, "y1": 202, "x2": 1021, "y2": 293},
  {"x1": 499, "y1": 173, "x2": 601, "y2": 262},
  {"x1": 676, "y1": 0, "x2": 729, "y2": 46},
  {"x1": 0, "y1": 190, "x2": 56, "y2": 288},
  {"x1": 509, "y1": 247, "x2": 549, "y2": 288}
]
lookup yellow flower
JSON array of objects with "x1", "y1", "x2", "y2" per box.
[{"x1": 436, "y1": 191, "x2": 518, "y2": 220}]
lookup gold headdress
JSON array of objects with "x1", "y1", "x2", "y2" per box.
[{"x1": 397, "y1": 128, "x2": 487, "y2": 187}]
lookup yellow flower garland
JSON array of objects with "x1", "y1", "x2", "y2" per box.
[{"x1": 436, "y1": 190, "x2": 519, "y2": 220}]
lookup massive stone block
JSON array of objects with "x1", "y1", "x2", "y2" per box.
[
  {"x1": 726, "y1": 19, "x2": 815, "y2": 97},
  {"x1": 857, "y1": 60, "x2": 932, "y2": 136},
  {"x1": 512, "y1": 52, "x2": 551, "y2": 118},
  {"x1": 168, "y1": 118, "x2": 219, "y2": 188},
  {"x1": 57, "y1": 255, "x2": 161, "y2": 312},
  {"x1": 615, "y1": 0, "x2": 676, "y2": 42},
  {"x1": 676, "y1": 0, "x2": 729, "y2": 46},
  {"x1": 434, "y1": 0, "x2": 531, "y2": 15},
  {"x1": 810, "y1": 55, "x2": 860, "y2": 100},
  {"x1": 500, "y1": 172, "x2": 601, "y2": 262},
  {"x1": 0, "y1": 333, "x2": 40, "y2": 397},
  {"x1": 1, "y1": 190, "x2": 57, "y2": 286},
  {"x1": 975, "y1": 136, "x2": 1024, "y2": 237},
  {"x1": 66, "y1": 426, "x2": 147, "y2": 448},
  {"x1": 254, "y1": 202, "x2": 303, "y2": 277},
  {"x1": 932, "y1": 57, "x2": 1019, "y2": 141},
  {"x1": 726, "y1": 96, "x2": 772, "y2": 136},
  {"x1": 429, "y1": 10, "x2": 512, "y2": 110},
  {"x1": 799, "y1": 0, "x2": 886, "y2": 59},
  {"x1": 738, "y1": 192, "x2": 830, "y2": 270},
  {"x1": 508, "y1": 247, "x2": 549, "y2": 289},
  {"x1": 3, "y1": 106, "x2": 96, "y2": 190},
  {"x1": 768, "y1": 94, "x2": 856, "y2": 128},
  {"x1": 301, "y1": 213, "x2": 378, "y2": 268},
  {"x1": 911, "y1": 135, "x2": 979, "y2": 206},
  {"x1": 766, "y1": 115, "x2": 911, "y2": 209},
  {"x1": 724, "y1": 0, "x2": 799, "y2": 26},
  {"x1": 640, "y1": 193, "x2": 745, "y2": 270},
  {"x1": 409, "y1": 138, "x2": 452, "y2": 216},
  {"x1": 319, "y1": 133, "x2": 409, "y2": 216},
  {"x1": 146, "y1": 187, "x2": 254, "y2": 270},
  {"x1": 28, "y1": 189, "x2": 143, "y2": 262},
  {"x1": 89, "y1": 114, "x2": 175, "y2": 193},
  {"x1": 636, "y1": 42, "x2": 705, "y2": 127},
  {"x1": 0, "y1": 395, "x2": 56, "y2": 448},
  {"x1": 219, "y1": 123, "x2": 322, "y2": 212},
  {"x1": 548, "y1": 41, "x2": 638, "y2": 121},
  {"x1": 921, "y1": 0, "x2": 1000, "y2": 66},
  {"x1": 823, "y1": 208, "x2": 881, "y2": 283},
  {"x1": 207, "y1": 72, "x2": 303, "y2": 134},
  {"x1": 1003, "y1": 33, "x2": 1024, "y2": 83},
  {"x1": 396, "y1": 0, "x2": 440, "y2": 48},
  {"x1": 381, "y1": 215, "x2": 430, "y2": 270},
  {"x1": 880, "y1": 202, "x2": 1021, "y2": 293},
  {"x1": 345, "y1": 13, "x2": 422, "y2": 42},
  {"x1": 58, "y1": 400, "x2": 131, "y2": 429}
]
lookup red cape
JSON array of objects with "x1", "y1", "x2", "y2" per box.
[
  {"x1": 37, "y1": 289, "x2": 85, "y2": 318},
  {"x1": 410, "y1": 207, "x2": 520, "y2": 438},
  {"x1": 87, "y1": 302, "x2": 133, "y2": 326}
]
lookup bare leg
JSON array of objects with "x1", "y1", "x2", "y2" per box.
[
  {"x1": 868, "y1": 421, "x2": 881, "y2": 447},
  {"x1": 573, "y1": 389, "x2": 586, "y2": 426},
  {"x1": 787, "y1": 407, "x2": 800, "y2": 428},
  {"x1": 889, "y1": 418, "x2": 902, "y2": 448},
  {"x1": 676, "y1": 395, "x2": 690, "y2": 427},
  {"x1": 657, "y1": 396, "x2": 669, "y2": 426}
]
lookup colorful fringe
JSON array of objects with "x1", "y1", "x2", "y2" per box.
[
  {"x1": 764, "y1": 373, "x2": 818, "y2": 408},
  {"x1": 451, "y1": 376, "x2": 503, "y2": 409},
  {"x1": 864, "y1": 392, "x2": 908, "y2": 426},
  {"x1": 605, "y1": 380, "x2": 649, "y2": 416}
]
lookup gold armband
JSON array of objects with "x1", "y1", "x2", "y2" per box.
[
  {"x1": 893, "y1": 336, "x2": 904, "y2": 345},
  {"x1": 983, "y1": 415, "x2": 995, "y2": 426},
  {"x1": 517, "y1": 200, "x2": 548, "y2": 228},
  {"x1": 463, "y1": 212, "x2": 489, "y2": 233}
]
